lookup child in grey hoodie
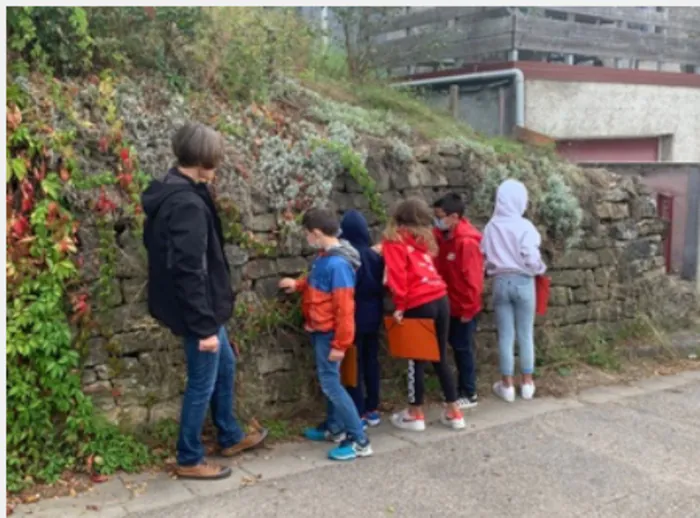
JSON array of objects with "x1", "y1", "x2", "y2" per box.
[{"x1": 481, "y1": 179, "x2": 546, "y2": 403}]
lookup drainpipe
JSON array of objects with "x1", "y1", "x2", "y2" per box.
[{"x1": 391, "y1": 69, "x2": 526, "y2": 129}]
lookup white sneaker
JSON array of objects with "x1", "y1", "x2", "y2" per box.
[
  {"x1": 521, "y1": 383, "x2": 536, "y2": 400},
  {"x1": 390, "y1": 409, "x2": 426, "y2": 432},
  {"x1": 456, "y1": 396, "x2": 478, "y2": 410},
  {"x1": 492, "y1": 381, "x2": 516, "y2": 403},
  {"x1": 440, "y1": 409, "x2": 466, "y2": 430}
]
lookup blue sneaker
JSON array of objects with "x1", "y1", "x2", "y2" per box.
[
  {"x1": 363, "y1": 411, "x2": 381, "y2": 427},
  {"x1": 303, "y1": 424, "x2": 346, "y2": 443},
  {"x1": 328, "y1": 438, "x2": 373, "y2": 461}
]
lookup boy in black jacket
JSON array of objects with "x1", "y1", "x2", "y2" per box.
[{"x1": 142, "y1": 122, "x2": 266, "y2": 481}]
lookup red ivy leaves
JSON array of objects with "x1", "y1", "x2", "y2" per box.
[
  {"x1": 20, "y1": 179, "x2": 35, "y2": 213},
  {"x1": 117, "y1": 173, "x2": 133, "y2": 191},
  {"x1": 10, "y1": 216, "x2": 30, "y2": 240},
  {"x1": 95, "y1": 188, "x2": 117, "y2": 215},
  {"x1": 98, "y1": 136, "x2": 109, "y2": 154},
  {"x1": 7, "y1": 104, "x2": 22, "y2": 132},
  {"x1": 70, "y1": 293, "x2": 90, "y2": 322}
]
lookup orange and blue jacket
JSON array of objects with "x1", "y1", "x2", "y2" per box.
[{"x1": 295, "y1": 242, "x2": 360, "y2": 352}]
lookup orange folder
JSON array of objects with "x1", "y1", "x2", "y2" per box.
[
  {"x1": 384, "y1": 317, "x2": 440, "y2": 362},
  {"x1": 340, "y1": 346, "x2": 358, "y2": 387}
]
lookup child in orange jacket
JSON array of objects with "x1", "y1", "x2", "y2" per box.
[{"x1": 279, "y1": 208, "x2": 372, "y2": 461}]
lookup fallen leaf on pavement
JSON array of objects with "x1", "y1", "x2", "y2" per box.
[
  {"x1": 86, "y1": 505, "x2": 100, "y2": 512},
  {"x1": 240, "y1": 475, "x2": 261, "y2": 487}
]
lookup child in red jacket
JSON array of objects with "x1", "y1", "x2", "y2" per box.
[
  {"x1": 382, "y1": 198, "x2": 465, "y2": 432},
  {"x1": 433, "y1": 193, "x2": 484, "y2": 410}
]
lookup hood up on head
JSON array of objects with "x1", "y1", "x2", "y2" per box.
[
  {"x1": 494, "y1": 179, "x2": 528, "y2": 218},
  {"x1": 340, "y1": 210, "x2": 371, "y2": 249}
]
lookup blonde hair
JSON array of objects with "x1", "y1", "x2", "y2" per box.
[{"x1": 382, "y1": 197, "x2": 438, "y2": 255}]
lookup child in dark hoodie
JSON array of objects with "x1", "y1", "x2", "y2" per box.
[{"x1": 340, "y1": 210, "x2": 385, "y2": 428}]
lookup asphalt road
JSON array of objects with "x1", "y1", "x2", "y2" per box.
[{"x1": 128, "y1": 375, "x2": 700, "y2": 518}]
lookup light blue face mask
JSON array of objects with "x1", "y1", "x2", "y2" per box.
[{"x1": 434, "y1": 217, "x2": 448, "y2": 231}]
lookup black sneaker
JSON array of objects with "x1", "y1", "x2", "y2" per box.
[{"x1": 457, "y1": 394, "x2": 478, "y2": 410}]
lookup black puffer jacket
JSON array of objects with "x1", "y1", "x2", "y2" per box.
[{"x1": 142, "y1": 168, "x2": 234, "y2": 338}]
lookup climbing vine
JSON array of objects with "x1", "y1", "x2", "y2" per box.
[{"x1": 6, "y1": 76, "x2": 151, "y2": 492}]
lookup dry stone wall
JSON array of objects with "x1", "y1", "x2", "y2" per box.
[{"x1": 79, "y1": 139, "x2": 681, "y2": 427}]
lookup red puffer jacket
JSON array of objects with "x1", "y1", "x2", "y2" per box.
[{"x1": 382, "y1": 230, "x2": 447, "y2": 312}]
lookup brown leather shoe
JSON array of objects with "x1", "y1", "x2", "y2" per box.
[
  {"x1": 176, "y1": 462, "x2": 232, "y2": 480},
  {"x1": 220, "y1": 428, "x2": 269, "y2": 458}
]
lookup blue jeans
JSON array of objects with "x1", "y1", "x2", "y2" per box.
[
  {"x1": 493, "y1": 274, "x2": 536, "y2": 377},
  {"x1": 177, "y1": 326, "x2": 245, "y2": 466},
  {"x1": 448, "y1": 316, "x2": 478, "y2": 397},
  {"x1": 345, "y1": 332, "x2": 381, "y2": 416},
  {"x1": 312, "y1": 332, "x2": 366, "y2": 442}
]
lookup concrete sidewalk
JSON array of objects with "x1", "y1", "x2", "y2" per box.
[{"x1": 15, "y1": 369, "x2": 700, "y2": 518}]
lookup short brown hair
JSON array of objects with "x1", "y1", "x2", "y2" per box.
[
  {"x1": 302, "y1": 208, "x2": 339, "y2": 237},
  {"x1": 383, "y1": 197, "x2": 437, "y2": 254},
  {"x1": 172, "y1": 122, "x2": 224, "y2": 169}
]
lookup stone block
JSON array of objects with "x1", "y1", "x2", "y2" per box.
[
  {"x1": 248, "y1": 214, "x2": 277, "y2": 233},
  {"x1": 95, "y1": 364, "x2": 110, "y2": 380},
  {"x1": 608, "y1": 220, "x2": 639, "y2": 240},
  {"x1": 115, "y1": 232, "x2": 147, "y2": 278},
  {"x1": 122, "y1": 278, "x2": 147, "y2": 304},
  {"x1": 414, "y1": 145, "x2": 433, "y2": 162},
  {"x1": 583, "y1": 236, "x2": 609, "y2": 250},
  {"x1": 629, "y1": 195, "x2": 657, "y2": 219},
  {"x1": 391, "y1": 162, "x2": 431, "y2": 190},
  {"x1": 97, "y1": 279, "x2": 123, "y2": 308},
  {"x1": 332, "y1": 191, "x2": 354, "y2": 211},
  {"x1": 225, "y1": 244, "x2": 249, "y2": 267},
  {"x1": 436, "y1": 141, "x2": 461, "y2": 156},
  {"x1": 593, "y1": 267, "x2": 614, "y2": 288},
  {"x1": 549, "y1": 287, "x2": 572, "y2": 307},
  {"x1": 277, "y1": 257, "x2": 308, "y2": 276},
  {"x1": 84, "y1": 381, "x2": 116, "y2": 411},
  {"x1": 85, "y1": 337, "x2": 109, "y2": 367},
  {"x1": 549, "y1": 270, "x2": 585, "y2": 287},
  {"x1": 107, "y1": 303, "x2": 157, "y2": 334},
  {"x1": 256, "y1": 352, "x2": 294, "y2": 375},
  {"x1": 600, "y1": 188, "x2": 630, "y2": 203},
  {"x1": 254, "y1": 277, "x2": 282, "y2": 299},
  {"x1": 548, "y1": 304, "x2": 593, "y2": 325},
  {"x1": 595, "y1": 202, "x2": 629, "y2": 221},
  {"x1": 244, "y1": 259, "x2": 278, "y2": 280},
  {"x1": 110, "y1": 328, "x2": 173, "y2": 355},
  {"x1": 637, "y1": 219, "x2": 666, "y2": 237},
  {"x1": 597, "y1": 248, "x2": 620, "y2": 266},
  {"x1": 551, "y1": 250, "x2": 599, "y2": 269},
  {"x1": 82, "y1": 369, "x2": 98, "y2": 385},
  {"x1": 149, "y1": 399, "x2": 181, "y2": 423},
  {"x1": 621, "y1": 238, "x2": 659, "y2": 262},
  {"x1": 365, "y1": 155, "x2": 392, "y2": 193}
]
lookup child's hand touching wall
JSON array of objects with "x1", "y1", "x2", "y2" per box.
[{"x1": 278, "y1": 278, "x2": 297, "y2": 294}]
